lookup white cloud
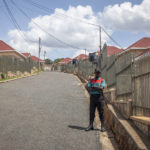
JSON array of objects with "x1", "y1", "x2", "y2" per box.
[
  {"x1": 8, "y1": 1, "x2": 150, "y2": 59},
  {"x1": 8, "y1": 5, "x2": 109, "y2": 58},
  {"x1": 100, "y1": 0, "x2": 150, "y2": 33}
]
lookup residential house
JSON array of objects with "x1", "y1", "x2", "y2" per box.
[
  {"x1": 30, "y1": 56, "x2": 44, "y2": 71},
  {"x1": 22, "y1": 53, "x2": 31, "y2": 58},
  {"x1": 106, "y1": 46, "x2": 123, "y2": 56},
  {"x1": 58, "y1": 57, "x2": 72, "y2": 65},
  {"x1": 101, "y1": 45, "x2": 123, "y2": 57},
  {"x1": 0, "y1": 40, "x2": 26, "y2": 60},
  {"x1": 118, "y1": 37, "x2": 150, "y2": 57},
  {"x1": 31, "y1": 56, "x2": 44, "y2": 63},
  {"x1": 57, "y1": 58, "x2": 72, "y2": 71},
  {"x1": 74, "y1": 54, "x2": 88, "y2": 61}
]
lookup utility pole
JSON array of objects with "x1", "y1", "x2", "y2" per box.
[
  {"x1": 99, "y1": 25, "x2": 102, "y2": 53},
  {"x1": 44, "y1": 51, "x2": 46, "y2": 61},
  {"x1": 38, "y1": 37, "x2": 41, "y2": 72},
  {"x1": 85, "y1": 48, "x2": 86, "y2": 55}
]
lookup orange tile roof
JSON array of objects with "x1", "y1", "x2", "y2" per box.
[
  {"x1": 59, "y1": 58, "x2": 72, "y2": 64},
  {"x1": 107, "y1": 46, "x2": 123, "y2": 56},
  {"x1": 0, "y1": 40, "x2": 15, "y2": 51},
  {"x1": 74, "y1": 54, "x2": 88, "y2": 60},
  {"x1": 22, "y1": 53, "x2": 31, "y2": 57},
  {"x1": 127, "y1": 37, "x2": 150, "y2": 49},
  {"x1": 31, "y1": 56, "x2": 44, "y2": 63}
]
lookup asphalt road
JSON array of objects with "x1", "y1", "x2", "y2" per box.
[{"x1": 0, "y1": 72, "x2": 100, "y2": 150}]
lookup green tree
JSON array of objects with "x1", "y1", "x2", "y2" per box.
[
  {"x1": 45, "y1": 58, "x2": 53, "y2": 64},
  {"x1": 54, "y1": 58, "x2": 64, "y2": 63}
]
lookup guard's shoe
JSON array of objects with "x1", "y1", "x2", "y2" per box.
[
  {"x1": 101, "y1": 122, "x2": 105, "y2": 132},
  {"x1": 85, "y1": 124, "x2": 94, "y2": 131}
]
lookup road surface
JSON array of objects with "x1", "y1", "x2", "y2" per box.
[{"x1": 0, "y1": 72, "x2": 101, "y2": 150}]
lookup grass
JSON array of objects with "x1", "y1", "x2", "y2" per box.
[
  {"x1": 0, "y1": 70, "x2": 42, "y2": 82},
  {"x1": 0, "y1": 76, "x2": 21, "y2": 82}
]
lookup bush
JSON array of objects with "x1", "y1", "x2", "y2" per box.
[{"x1": 1, "y1": 73, "x2": 5, "y2": 79}]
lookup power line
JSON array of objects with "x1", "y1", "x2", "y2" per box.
[
  {"x1": 24, "y1": 0, "x2": 123, "y2": 48},
  {"x1": 101, "y1": 27, "x2": 122, "y2": 48},
  {"x1": 2, "y1": 0, "x2": 26, "y2": 41},
  {"x1": 11, "y1": 0, "x2": 82, "y2": 50},
  {"x1": 25, "y1": 0, "x2": 99, "y2": 27},
  {"x1": 2, "y1": 0, "x2": 37, "y2": 44}
]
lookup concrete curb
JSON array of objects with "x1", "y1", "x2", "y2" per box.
[
  {"x1": 74, "y1": 74, "x2": 118, "y2": 150},
  {"x1": 0, "y1": 73, "x2": 38, "y2": 84},
  {"x1": 105, "y1": 103, "x2": 150, "y2": 150}
]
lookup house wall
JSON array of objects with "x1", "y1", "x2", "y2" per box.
[{"x1": 0, "y1": 51, "x2": 25, "y2": 61}]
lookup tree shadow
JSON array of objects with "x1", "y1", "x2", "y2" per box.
[{"x1": 68, "y1": 125, "x2": 100, "y2": 131}]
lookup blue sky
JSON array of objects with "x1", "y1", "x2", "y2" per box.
[{"x1": 0, "y1": 0, "x2": 150, "y2": 60}]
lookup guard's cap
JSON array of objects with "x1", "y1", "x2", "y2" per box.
[{"x1": 94, "y1": 69, "x2": 101, "y2": 74}]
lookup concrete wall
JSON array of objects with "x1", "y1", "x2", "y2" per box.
[{"x1": 0, "y1": 56, "x2": 39, "y2": 79}]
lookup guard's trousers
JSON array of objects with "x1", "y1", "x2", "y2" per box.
[{"x1": 89, "y1": 94, "x2": 105, "y2": 124}]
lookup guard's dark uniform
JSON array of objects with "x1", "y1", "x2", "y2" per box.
[{"x1": 88, "y1": 77, "x2": 106, "y2": 125}]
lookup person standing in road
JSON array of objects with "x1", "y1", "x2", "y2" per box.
[{"x1": 85, "y1": 69, "x2": 106, "y2": 132}]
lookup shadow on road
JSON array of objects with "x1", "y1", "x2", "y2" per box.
[{"x1": 68, "y1": 125, "x2": 99, "y2": 131}]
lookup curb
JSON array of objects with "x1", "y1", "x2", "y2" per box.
[{"x1": 104, "y1": 104, "x2": 150, "y2": 150}]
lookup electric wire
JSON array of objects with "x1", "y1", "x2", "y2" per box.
[
  {"x1": 2, "y1": 0, "x2": 37, "y2": 44},
  {"x1": 11, "y1": 0, "x2": 82, "y2": 50},
  {"x1": 25, "y1": 0, "x2": 99, "y2": 27},
  {"x1": 2, "y1": 0, "x2": 27, "y2": 42},
  {"x1": 24, "y1": 0, "x2": 123, "y2": 48},
  {"x1": 102, "y1": 28, "x2": 122, "y2": 48}
]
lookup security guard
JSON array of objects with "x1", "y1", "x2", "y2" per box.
[{"x1": 85, "y1": 69, "x2": 106, "y2": 132}]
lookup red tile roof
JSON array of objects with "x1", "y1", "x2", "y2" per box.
[
  {"x1": 31, "y1": 56, "x2": 44, "y2": 63},
  {"x1": 22, "y1": 53, "x2": 31, "y2": 57},
  {"x1": 74, "y1": 54, "x2": 88, "y2": 60},
  {"x1": 107, "y1": 46, "x2": 123, "y2": 56},
  {"x1": 59, "y1": 58, "x2": 72, "y2": 64},
  {"x1": 127, "y1": 37, "x2": 150, "y2": 49},
  {"x1": 0, "y1": 40, "x2": 15, "y2": 51}
]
